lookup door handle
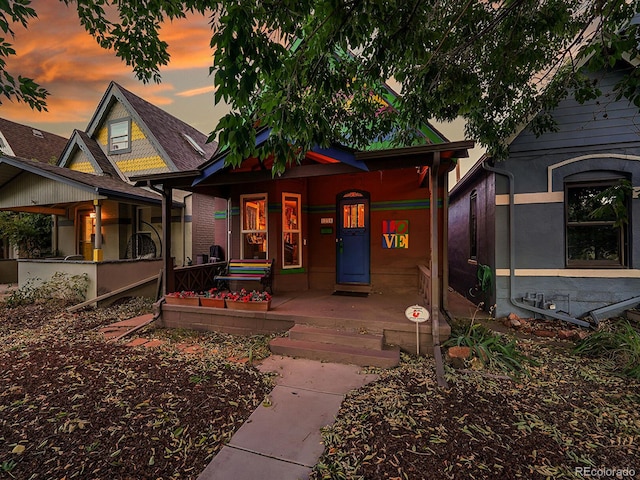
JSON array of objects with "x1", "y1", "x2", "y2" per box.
[{"x1": 337, "y1": 237, "x2": 343, "y2": 253}]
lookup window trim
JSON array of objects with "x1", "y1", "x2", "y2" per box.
[
  {"x1": 282, "y1": 192, "x2": 302, "y2": 269},
  {"x1": 108, "y1": 118, "x2": 132, "y2": 154},
  {"x1": 240, "y1": 193, "x2": 268, "y2": 260},
  {"x1": 565, "y1": 179, "x2": 628, "y2": 268}
]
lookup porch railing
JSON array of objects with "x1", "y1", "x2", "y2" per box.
[
  {"x1": 173, "y1": 261, "x2": 226, "y2": 293},
  {"x1": 418, "y1": 264, "x2": 431, "y2": 306}
]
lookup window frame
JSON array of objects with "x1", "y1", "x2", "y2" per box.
[
  {"x1": 282, "y1": 192, "x2": 302, "y2": 269},
  {"x1": 565, "y1": 179, "x2": 628, "y2": 268},
  {"x1": 240, "y1": 193, "x2": 268, "y2": 260},
  {"x1": 108, "y1": 118, "x2": 132, "y2": 154}
]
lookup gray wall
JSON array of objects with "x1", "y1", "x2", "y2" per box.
[
  {"x1": 493, "y1": 66, "x2": 640, "y2": 318},
  {"x1": 451, "y1": 65, "x2": 640, "y2": 319}
]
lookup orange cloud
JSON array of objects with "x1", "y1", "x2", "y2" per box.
[{"x1": 1, "y1": 1, "x2": 216, "y2": 136}]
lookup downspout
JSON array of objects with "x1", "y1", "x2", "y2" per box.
[{"x1": 481, "y1": 160, "x2": 590, "y2": 327}]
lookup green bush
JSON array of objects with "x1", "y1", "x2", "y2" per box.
[
  {"x1": 5, "y1": 272, "x2": 89, "y2": 308},
  {"x1": 574, "y1": 319, "x2": 640, "y2": 379},
  {"x1": 445, "y1": 322, "x2": 538, "y2": 376}
]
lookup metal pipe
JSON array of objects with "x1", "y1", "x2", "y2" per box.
[{"x1": 481, "y1": 160, "x2": 590, "y2": 327}]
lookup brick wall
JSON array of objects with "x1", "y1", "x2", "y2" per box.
[{"x1": 191, "y1": 193, "x2": 216, "y2": 259}]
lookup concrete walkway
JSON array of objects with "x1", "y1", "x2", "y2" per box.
[{"x1": 197, "y1": 355, "x2": 379, "y2": 480}]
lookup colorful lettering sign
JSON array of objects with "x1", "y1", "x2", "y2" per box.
[{"x1": 382, "y1": 220, "x2": 409, "y2": 249}]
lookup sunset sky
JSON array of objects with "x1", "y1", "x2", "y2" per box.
[
  {"x1": 2, "y1": 1, "x2": 224, "y2": 139},
  {"x1": 1, "y1": 1, "x2": 480, "y2": 176}
]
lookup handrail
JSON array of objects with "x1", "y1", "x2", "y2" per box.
[{"x1": 417, "y1": 264, "x2": 431, "y2": 305}]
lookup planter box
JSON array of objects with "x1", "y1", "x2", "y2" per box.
[
  {"x1": 226, "y1": 300, "x2": 271, "y2": 312},
  {"x1": 165, "y1": 296, "x2": 200, "y2": 306},
  {"x1": 200, "y1": 297, "x2": 226, "y2": 308}
]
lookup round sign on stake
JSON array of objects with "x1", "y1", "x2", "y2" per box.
[
  {"x1": 404, "y1": 305, "x2": 430, "y2": 356},
  {"x1": 405, "y1": 305, "x2": 430, "y2": 323}
]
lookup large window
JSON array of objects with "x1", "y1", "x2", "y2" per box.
[
  {"x1": 108, "y1": 118, "x2": 131, "y2": 154},
  {"x1": 566, "y1": 180, "x2": 628, "y2": 267},
  {"x1": 241, "y1": 194, "x2": 268, "y2": 259},
  {"x1": 283, "y1": 193, "x2": 301, "y2": 268}
]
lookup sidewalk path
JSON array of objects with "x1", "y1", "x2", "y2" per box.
[{"x1": 197, "y1": 355, "x2": 379, "y2": 480}]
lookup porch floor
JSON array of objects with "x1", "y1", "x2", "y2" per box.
[
  {"x1": 267, "y1": 287, "x2": 488, "y2": 328},
  {"x1": 158, "y1": 287, "x2": 489, "y2": 354}
]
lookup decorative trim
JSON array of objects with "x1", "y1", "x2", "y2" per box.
[
  {"x1": 495, "y1": 268, "x2": 640, "y2": 278},
  {"x1": 496, "y1": 192, "x2": 564, "y2": 205},
  {"x1": 547, "y1": 153, "x2": 640, "y2": 193}
]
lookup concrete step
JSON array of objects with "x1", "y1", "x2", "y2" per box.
[
  {"x1": 289, "y1": 324, "x2": 384, "y2": 350},
  {"x1": 269, "y1": 337, "x2": 400, "y2": 368}
]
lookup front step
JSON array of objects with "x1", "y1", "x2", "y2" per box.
[
  {"x1": 288, "y1": 324, "x2": 384, "y2": 350},
  {"x1": 270, "y1": 324, "x2": 400, "y2": 368}
]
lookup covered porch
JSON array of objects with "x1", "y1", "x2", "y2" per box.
[{"x1": 0, "y1": 155, "x2": 173, "y2": 302}]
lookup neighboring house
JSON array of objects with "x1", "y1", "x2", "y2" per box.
[
  {"x1": 448, "y1": 62, "x2": 640, "y2": 324},
  {"x1": 0, "y1": 119, "x2": 67, "y2": 270},
  {"x1": 0, "y1": 82, "x2": 218, "y2": 299},
  {"x1": 0, "y1": 117, "x2": 68, "y2": 164}
]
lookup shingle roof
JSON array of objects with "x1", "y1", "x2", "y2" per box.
[
  {"x1": 115, "y1": 83, "x2": 219, "y2": 171},
  {"x1": 0, "y1": 117, "x2": 68, "y2": 164},
  {"x1": 74, "y1": 130, "x2": 121, "y2": 178},
  {"x1": 0, "y1": 154, "x2": 163, "y2": 204}
]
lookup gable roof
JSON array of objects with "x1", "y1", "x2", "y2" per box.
[
  {"x1": 0, "y1": 117, "x2": 68, "y2": 164},
  {"x1": 84, "y1": 82, "x2": 218, "y2": 172},
  {"x1": 0, "y1": 154, "x2": 164, "y2": 207},
  {"x1": 58, "y1": 130, "x2": 122, "y2": 178}
]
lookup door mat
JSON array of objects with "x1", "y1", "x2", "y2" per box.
[{"x1": 332, "y1": 291, "x2": 369, "y2": 298}]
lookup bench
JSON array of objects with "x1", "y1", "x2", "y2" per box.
[{"x1": 214, "y1": 259, "x2": 274, "y2": 293}]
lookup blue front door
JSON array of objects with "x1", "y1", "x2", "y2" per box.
[{"x1": 337, "y1": 191, "x2": 370, "y2": 284}]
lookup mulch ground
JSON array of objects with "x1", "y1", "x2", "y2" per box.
[
  {"x1": 0, "y1": 299, "x2": 273, "y2": 480},
  {"x1": 312, "y1": 334, "x2": 640, "y2": 479}
]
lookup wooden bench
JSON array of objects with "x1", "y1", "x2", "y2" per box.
[{"x1": 214, "y1": 259, "x2": 274, "y2": 293}]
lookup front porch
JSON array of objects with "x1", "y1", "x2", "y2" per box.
[{"x1": 157, "y1": 288, "x2": 487, "y2": 360}]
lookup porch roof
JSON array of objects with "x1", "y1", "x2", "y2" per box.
[
  {"x1": 132, "y1": 138, "x2": 474, "y2": 189},
  {"x1": 0, "y1": 154, "x2": 164, "y2": 212}
]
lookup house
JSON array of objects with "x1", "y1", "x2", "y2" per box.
[
  {"x1": 0, "y1": 82, "x2": 218, "y2": 300},
  {"x1": 135, "y1": 114, "x2": 473, "y2": 355},
  {"x1": 448, "y1": 61, "x2": 640, "y2": 324},
  {"x1": 0, "y1": 117, "x2": 68, "y2": 164},
  {"x1": 0, "y1": 119, "x2": 68, "y2": 281}
]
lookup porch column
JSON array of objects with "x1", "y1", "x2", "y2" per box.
[
  {"x1": 93, "y1": 200, "x2": 103, "y2": 262},
  {"x1": 162, "y1": 185, "x2": 174, "y2": 294},
  {"x1": 441, "y1": 171, "x2": 449, "y2": 312},
  {"x1": 429, "y1": 152, "x2": 441, "y2": 329},
  {"x1": 51, "y1": 214, "x2": 58, "y2": 256}
]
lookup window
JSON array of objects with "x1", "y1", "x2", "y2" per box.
[
  {"x1": 469, "y1": 190, "x2": 478, "y2": 260},
  {"x1": 566, "y1": 180, "x2": 629, "y2": 267},
  {"x1": 241, "y1": 194, "x2": 268, "y2": 259},
  {"x1": 108, "y1": 118, "x2": 131, "y2": 153},
  {"x1": 283, "y1": 193, "x2": 301, "y2": 268}
]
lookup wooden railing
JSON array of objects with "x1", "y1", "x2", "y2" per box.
[
  {"x1": 418, "y1": 264, "x2": 431, "y2": 306},
  {"x1": 173, "y1": 261, "x2": 226, "y2": 293}
]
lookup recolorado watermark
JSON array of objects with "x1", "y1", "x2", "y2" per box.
[{"x1": 575, "y1": 467, "x2": 636, "y2": 478}]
